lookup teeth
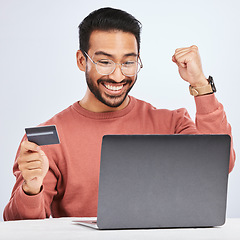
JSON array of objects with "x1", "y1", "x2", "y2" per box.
[{"x1": 104, "y1": 84, "x2": 123, "y2": 91}]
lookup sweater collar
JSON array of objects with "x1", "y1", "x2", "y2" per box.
[{"x1": 72, "y1": 96, "x2": 136, "y2": 120}]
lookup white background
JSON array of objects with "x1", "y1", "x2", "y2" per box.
[{"x1": 0, "y1": 0, "x2": 239, "y2": 221}]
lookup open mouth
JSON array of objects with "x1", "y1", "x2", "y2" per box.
[
  {"x1": 100, "y1": 81, "x2": 130, "y2": 96},
  {"x1": 103, "y1": 84, "x2": 124, "y2": 91}
]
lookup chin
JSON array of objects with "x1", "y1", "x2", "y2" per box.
[{"x1": 100, "y1": 93, "x2": 128, "y2": 108}]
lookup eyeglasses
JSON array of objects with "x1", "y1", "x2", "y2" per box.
[{"x1": 83, "y1": 51, "x2": 143, "y2": 77}]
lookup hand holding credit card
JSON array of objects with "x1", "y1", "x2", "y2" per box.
[{"x1": 25, "y1": 125, "x2": 60, "y2": 146}]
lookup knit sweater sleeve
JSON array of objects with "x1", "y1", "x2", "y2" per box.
[
  {"x1": 173, "y1": 94, "x2": 235, "y2": 172},
  {"x1": 3, "y1": 137, "x2": 58, "y2": 221}
]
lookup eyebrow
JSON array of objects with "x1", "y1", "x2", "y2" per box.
[{"x1": 94, "y1": 51, "x2": 138, "y2": 58}]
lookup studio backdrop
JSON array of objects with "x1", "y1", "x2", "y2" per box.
[{"x1": 0, "y1": 0, "x2": 239, "y2": 221}]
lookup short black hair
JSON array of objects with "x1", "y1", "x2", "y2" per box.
[{"x1": 78, "y1": 7, "x2": 142, "y2": 54}]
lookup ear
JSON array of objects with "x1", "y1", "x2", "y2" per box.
[{"x1": 76, "y1": 50, "x2": 86, "y2": 72}]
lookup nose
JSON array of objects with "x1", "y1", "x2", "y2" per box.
[{"x1": 108, "y1": 64, "x2": 125, "y2": 82}]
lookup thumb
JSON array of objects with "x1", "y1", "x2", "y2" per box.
[{"x1": 172, "y1": 55, "x2": 177, "y2": 63}]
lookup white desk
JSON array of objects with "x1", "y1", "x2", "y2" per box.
[{"x1": 0, "y1": 217, "x2": 239, "y2": 240}]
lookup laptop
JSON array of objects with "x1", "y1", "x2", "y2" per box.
[{"x1": 73, "y1": 134, "x2": 230, "y2": 230}]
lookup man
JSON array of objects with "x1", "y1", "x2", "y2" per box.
[{"x1": 4, "y1": 7, "x2": 235, "y2": 220}]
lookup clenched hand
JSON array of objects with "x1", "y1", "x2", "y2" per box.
[
  {"x1": 172, "y1": 45, "x2": 209, "y2": 87},
  {"x1": 17, "y1": 141, "x2": 49, "y2": 195}
]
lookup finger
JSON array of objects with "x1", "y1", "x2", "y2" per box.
[
  {"x1": 18, "y1": 152, "x2": 42, "y2": 163},
  {"x1": 175, "y1": 45, "x2": 198, "y2": 54},
  {"x1": 174, "y1": 53, "x2": 191, "y2": 67},
  {"x1": 172, "y1": 55, "x2": 185, "y2": 68},
  {"x1": 18, "y1": 159, "x2": 42, "y2": 170},
  {"x1": 172, "y1": 55, "x2": 177, "y2": 63},
  {"x1": 22, "y1": 169, "x2": 43, "y2": 181},
  {"x1": 20, "y1": 141, "x2": 40, "y2": 154},
  {"x1": 173, "y1": 53, "x2": 189, "y2": 68},
  {"x1": 19, "y1": 160, "x2": 42, "y2": 170},
  {"x1": 175, "y1": 48, "x2": 198, "y2": 58},
  {"x1": 190, "y1": 45, "x2": 198, "y2": 50},
  {"x1": 174, "y1": 49, "x2": 198, "y2": 68},
  {"x1": 175, "y1": 47, "x2": 190, "y2": 54},
  {"x1": 25, "y1": 160, "x2": 42, "y2": 170},
  {"x1": 174, "y1": 49, "x2": 192, "y2": 59},
  {"x1": 173, "y1": 49, "x2": 192, "y2": 67},
  {"x1": 18, "y1": 158, "x2": 42, "y2": 170}
]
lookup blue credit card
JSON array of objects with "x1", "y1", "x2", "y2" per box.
[{"x1": 25, "y1": 125, "x2": 60, "y2": 146}]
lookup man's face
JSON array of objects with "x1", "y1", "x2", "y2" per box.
[{"x1": 85, "y1": 30, "x2": 139, "y2": 108}]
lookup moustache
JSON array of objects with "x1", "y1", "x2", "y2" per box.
[{"x1": 97, "y1": 78, "x2": 132, "y2": 85}]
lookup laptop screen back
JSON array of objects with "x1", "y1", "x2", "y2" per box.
[{"x1": 97, "y1": 134, "x2": 230, "y2": 229}]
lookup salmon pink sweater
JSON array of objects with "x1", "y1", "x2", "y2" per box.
[{"x1": 4, "y1": 94, "x2": 235, "y2": 220}]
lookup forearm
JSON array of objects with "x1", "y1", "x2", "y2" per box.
[
  {"x1": 3, "y1": 184, "x2": 48, "y2": 221},
  {"x1": 194, "y1": 94, "x2": 235, "y2": 172},
  {"x1": 4, "y1": 158, "x2": 58, "y2": 221},
  {"x1": 174, "y1": 94, "x2": 235, "y2": 172}
]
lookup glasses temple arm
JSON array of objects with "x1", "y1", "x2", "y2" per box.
[
  {"x1": 138, "y1": 56, "x2": 143, "y2": 68},
  {"x1": 83, "y1": 51, "x2": 96, "y2": 64}
]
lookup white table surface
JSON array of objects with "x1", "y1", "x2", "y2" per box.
[{"x1": 0, "y1": 217, "x2": 239, "y2": 240}]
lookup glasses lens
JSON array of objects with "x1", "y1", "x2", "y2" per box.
[
  {"x1": 122, "y1": 61, "x2": 141, "y2": 76},
  {"x1": 96, "y1": 59, "x2": 115, "y2": 75}
]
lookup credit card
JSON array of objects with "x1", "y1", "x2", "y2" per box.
[{"x1": 25, "y1": 125, "x2": 60, "y2": 146}]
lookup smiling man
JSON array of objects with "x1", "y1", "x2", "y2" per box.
[
  {"x1": 77, "y1": 30, "x2": 140, "y2": 111},
  {"x1": 4, "y1": 7, "x2": 235, "y2": 220}
]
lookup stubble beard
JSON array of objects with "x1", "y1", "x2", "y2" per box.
[{"x1": 85, "y1": 72, "x2": 136, "y2": 108}]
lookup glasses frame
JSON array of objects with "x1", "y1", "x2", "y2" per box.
[{"x1": 83, "y1": 51, "x2": 143, "y2": 77}]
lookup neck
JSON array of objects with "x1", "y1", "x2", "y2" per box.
[{"x1": 79, "y1": 90, "x2": 130, "y2": 113}]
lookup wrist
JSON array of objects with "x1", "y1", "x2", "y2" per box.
[
  {"x1": 190, "y1": 76, "x2": 208, "y2": 88},
  {"x1": 189, "y1": 76, "x2": 216, "y2": 96},
  {"x1": 22, "y1": 181, "x2": 42, "y2": 195}
]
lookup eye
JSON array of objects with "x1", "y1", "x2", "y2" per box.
[
  {"x1": 98, "y1": 59, "x2": 113, "y2": 66},
  {"x1": 123, "y1": 61, "x2": 136, "y2": 67}
]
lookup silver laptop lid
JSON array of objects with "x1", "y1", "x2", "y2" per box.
[{"x1": 97, "y1": 135, "x2": 230, "y2": 230}]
